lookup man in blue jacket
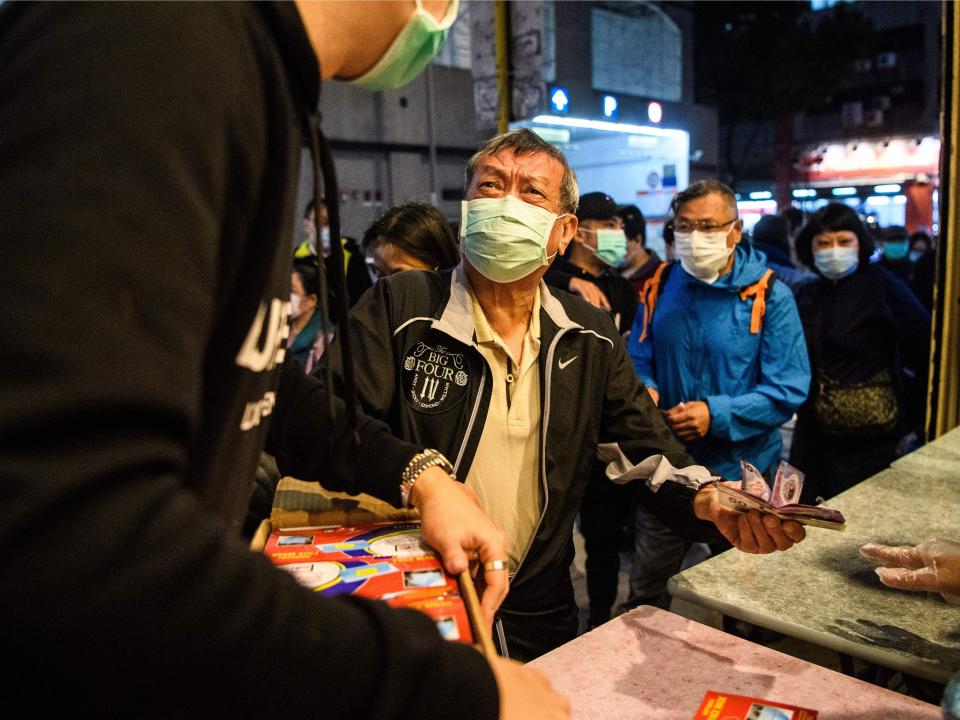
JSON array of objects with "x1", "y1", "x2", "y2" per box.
[{"x1": 625, "y1": 180, "x2": 810, "y2": 608}]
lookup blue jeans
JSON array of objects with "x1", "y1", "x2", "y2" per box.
[{"x1": 626, "y1": 501, "x2": 690, "y2": 610}]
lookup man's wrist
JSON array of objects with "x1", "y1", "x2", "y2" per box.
[
  {"x1": 400, "y1": 449, "x2": 455, "y2": 508},
  {"x1": 693, "y1": 476, "x2": 722, "y2": 520}
]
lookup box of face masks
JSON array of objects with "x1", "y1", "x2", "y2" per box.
[
  {"x1": 251, "y1": 480, "x2": 477, "y2": 646},
  {"x1": 692, "y1": 690, "x2": 818, "y2": 720},
  {"x1": 263, "y1": 522, "x2": 474, "y2": 645}
]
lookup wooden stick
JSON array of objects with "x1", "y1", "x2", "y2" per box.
[
  {"x1": 459, "y1": 570, "x2": 498, "y2": 661},
  {"x1": 248, "y1": 518, "x2": 272, "y2": 553}
]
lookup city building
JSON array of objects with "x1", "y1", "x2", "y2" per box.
[
  {"x1": 308, "y1": 0, "x2": 719, "y2": 259},
  {"x1": 713, "y1": 0, "x2": 941, "y2": 233}
]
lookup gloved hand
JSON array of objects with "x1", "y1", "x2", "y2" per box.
[{"x1": 859, "y1": 538, "x2": 960, "y2": 605}]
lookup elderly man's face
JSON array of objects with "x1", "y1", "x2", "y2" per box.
[
  {"x1": 465, "y1": 149, "x2": 578, "y2": 260},
  {"x1": 674, "y1": 192, "x2": 742, "y2": 249}
]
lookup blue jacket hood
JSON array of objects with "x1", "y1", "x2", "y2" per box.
[{"x1": 710, "y1": 243, "x2": 770, "y2": 291}]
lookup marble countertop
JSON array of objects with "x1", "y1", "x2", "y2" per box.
[
  {"x1": 668, "y1": 426, "x2": 960, "y2": 684},
  {"x1": 531, "y1": 605, "x2": 940, "y2": 719}
]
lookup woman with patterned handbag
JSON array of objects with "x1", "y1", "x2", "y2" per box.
[{"x1": 789, "y1": 203, "x2": 931, "y2": 500}]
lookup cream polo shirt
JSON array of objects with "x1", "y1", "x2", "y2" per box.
[{"x1": 465, "y1": 288, "x2": 543, "y2": 573}]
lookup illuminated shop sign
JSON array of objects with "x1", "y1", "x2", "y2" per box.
[
  {"x1": 798, "y1": 137, "x2": 940, "y2": 183},
  {"x1": 601, "y1": 95, "x2": 619, "y2": 119},
  {"x1": 549, "y1": 87, "x2": 570, "y2": 114}
]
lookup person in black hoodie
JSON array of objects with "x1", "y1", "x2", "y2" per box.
[
  {"x1": 544, "y1": 191, "x2": 637, "y2": 334},
  {"x1": 750, "y1": 214, "x2": 815, "y2": 293},
  {"x1": 909, "y1": 230, "x2": 937, "y2": 312},
  {"x1": 0, "y1": 3, "x2": 568, "y2": 719},
  {"x1": 877, "y1": 225, "x2": 917, "y2": 289},
  {"x1": 789, "y1": 204, "x2": 931, "y2": 501}
]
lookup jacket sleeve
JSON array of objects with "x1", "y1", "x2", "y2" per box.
[
  {"x1": 705, "y1": 282, "x2": 811, "y2": 443},
  {"x1": 595, "y1": 320, "x2": 722, "y2": 542},
  {"x1": 880, "y1": 267, "x2": 931, "y2": 373},
  {"x1": 267, "y1": 357, "x2": 420, "y2": 507},
  {"x1": 0, "y1": 6, "x2": 497, "y2": 717},
  {"x1": 880, "y1": 267, "x2": 932, "y2": 432},
  {"x1": 627, "y1": 303, "x2": 658, "y2": 389},
  {"x1": 320, "y1": 272, "x2": 406, "y2": 421}
]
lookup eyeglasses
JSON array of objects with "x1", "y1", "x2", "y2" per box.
[{"x1": 673, "y1": 217, "x2": 739, "y2": 234}]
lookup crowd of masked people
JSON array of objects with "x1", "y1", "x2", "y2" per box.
[
  {"x1": 8, "y1": 4, "x2": 954, "y2": 716},
  {"x1": 285, "y1": 155, "x2": 933, "y2": 635}
]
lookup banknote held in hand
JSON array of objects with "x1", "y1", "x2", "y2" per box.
[{"x1": 714, "y1": 461, "x2": 846, "y2": 531}]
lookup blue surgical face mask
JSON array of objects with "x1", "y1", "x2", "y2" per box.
[
  {"x1": 348, "y1": 0, "x2": 459, "y2": 91},
  {"x1": 883, "y1": 240, "x2": 910, "y2": 261},
  {"x1": 813, "y1": 246, "x2": 859, "y2": 280},
  {"x1": 460, "y1": 196, "x2": 561, "y2": 283},
  {"x1": 586, "y1": 228, "x2": 628, "y2": 267},
  {"x1": 908, "y1": 249, "x2": 924, "y2": 263}
]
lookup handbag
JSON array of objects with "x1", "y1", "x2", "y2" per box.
[
  {"x1": 813, "y1": 367, "x2": 899, "y2": 436},
  {"x1": 808, "y1": 293, "x2": 900, "y2": 437}
]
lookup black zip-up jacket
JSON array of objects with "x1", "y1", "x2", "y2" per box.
[
  {"x1": 793, "y1": 262, "x2": 931, "y2": 435},
  {"x1": 0, "y1": 3, "x2": 496, "y2": 716},
  {"x1": 326, "y1": 267, "x2": 721, "y2": 650},
  {"x1": 545, "y1": 256, "x2": 639, "y2": 333}
]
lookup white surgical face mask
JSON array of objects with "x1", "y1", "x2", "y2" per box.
[
  {"x1": 319, "y1": 226, "x2": 331, "y2": 255},
  {"x1": 813, "y1": 246, "x2": 859, "y2": 280},
  {"x1": 460, "y1": 196, "x2": 560, "y2": 283},
  {"x1": 289, "y1": 293, "x2": 303, "y2": 320},
  {"x1": 674, "y1": 228, "x2": 734, "y2": 284}
]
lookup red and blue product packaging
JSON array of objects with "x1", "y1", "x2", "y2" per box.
[
  {"x1": 264, "y1": 522, "x2": 474, "y2": 644},
  {"x1": 693, "y1": 690, "x2": 818, "y2": 720}
]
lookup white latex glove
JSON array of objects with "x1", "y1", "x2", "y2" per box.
[{"x1": 859, "y1": 538, "x2": 960, "y2": 605}]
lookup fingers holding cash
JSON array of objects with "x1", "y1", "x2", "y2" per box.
[{"x1": 694, "y1": 485, "x2": 806, "y2": 554}]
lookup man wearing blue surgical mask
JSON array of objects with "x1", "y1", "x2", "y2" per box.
[
  {"x1": 544, "y1": 192, "x2": 638, "y2": 335},
  {"x1": 325, "y1": 132, "x2": 809, "y2": 662},
  {"x1": 878, "y1": 225, "x2": 918, "y2": 290}
]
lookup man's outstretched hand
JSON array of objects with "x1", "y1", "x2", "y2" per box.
[
  {"x1": 694, "y1": 483, "x2": 806, "y2": 553},
  {"x1": 410, "y1": 466, "x2": 509, "y2": 626}
]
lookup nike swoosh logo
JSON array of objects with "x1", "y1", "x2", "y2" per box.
[{"x1": 558, "y1": 356, "x2": 578, "y2": 370}]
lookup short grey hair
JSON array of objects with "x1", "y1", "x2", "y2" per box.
[
  {"x1": 464, "y1": 128, "x2": 580, "y2": 215},
  {"x1": 670, "y1": 179, "x2": 738, "y2": 216}
]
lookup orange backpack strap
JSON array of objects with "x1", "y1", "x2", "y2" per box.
[
  {"x1": 638, "y1": 262, "x2": 671, "y2": 343},
  {"x1": 738, "y1": 269, "x2": 775, "y2": 334}
]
